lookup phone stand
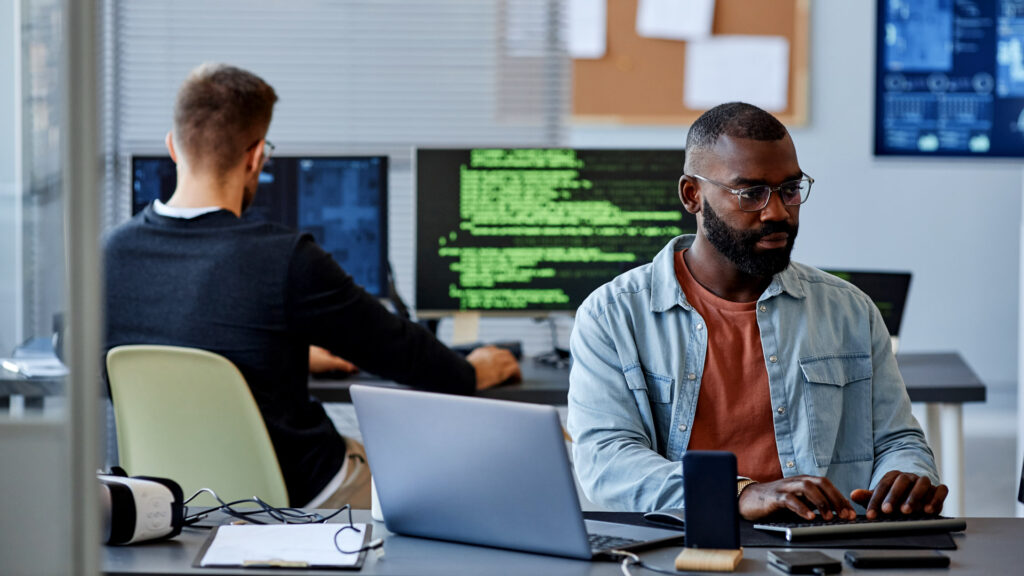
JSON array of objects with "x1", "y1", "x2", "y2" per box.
[{"x1": 674, "y1": 547, "x2": 743, "y2": 572}]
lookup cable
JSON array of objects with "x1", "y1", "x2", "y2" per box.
[
  {"x1": 182, "y1": 488, "x2": 347, "y2": 527},
  {"x1": 608, "y1": 550, "x2": 685, "y2": 576}
]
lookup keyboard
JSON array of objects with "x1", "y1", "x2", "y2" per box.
[
  {"x1": 753, "y1": 515, "x2": 966, "y2": 541},
  {"x1": 587, "y1": 533, "x2": 642, "y2": 553}
]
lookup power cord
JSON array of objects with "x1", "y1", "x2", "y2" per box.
[
  {"x1": 609, "y1": 550, "x2": 686, "y2": 576},
  {"x1": 183, "y1": 488, "x2": 386, "y2": 559}
]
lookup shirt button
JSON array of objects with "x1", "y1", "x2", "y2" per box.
[
  {"x1": 769, "y1": 355, "x2": 778, "y2": 363},
  {"x1": 678, "y1": 424, "x2": 687, "y2": 431},
  {"x1": 687, "y1": 373, "x2": 696, "y2": 381},
  {"x1": 786, "y1": 461, "x2": 795, "y2": 468},
  {"x1": 759, "y1": 305, "x2": 767, "y2": 313},
  {"x1": 777, "y1": 406, "x2": 785, "y2": 415},
  {"x1": 696, "y1": 323, "x2": 703, "y2": 331}
]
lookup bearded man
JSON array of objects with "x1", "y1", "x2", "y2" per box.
[{"x1": 566, "y1": 102, "x2": 946, "y2": 521}]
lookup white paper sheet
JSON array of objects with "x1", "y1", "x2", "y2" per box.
[
  {"x1": 684, "y1": 35, "x2": 790, "y2": 112},
  {"x1": 636, "y1": 0, "x2": 715, "y2": 41},
  {"x1": 199, "y1": 524, "x2": 368, "y2": 568},
  {"x1": 567, "y1": 0, "x2": 606, "y2": 59}
]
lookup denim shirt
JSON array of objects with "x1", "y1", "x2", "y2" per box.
[{"x1": 567, "y1": 235, "x2": 937, "y2": 512}]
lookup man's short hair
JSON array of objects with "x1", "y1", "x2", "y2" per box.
[
  {"x1": 173, "y1": 63, "x2": 278, "y2": 174},
  {"x1": 683, "y1": 102, "x2": 788, "y2": 173}
]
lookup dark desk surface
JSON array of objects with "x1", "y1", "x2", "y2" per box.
[
  {"x1": 309, "y1": 351, "x2": 987, "y2": 406},
  {"x1": 102, "y1": 512, "x2": 1024, "y2": 575}
]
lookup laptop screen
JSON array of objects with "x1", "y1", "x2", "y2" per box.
[{"x1": 824, "y1": 270, "x2": 912, "y2": 337}]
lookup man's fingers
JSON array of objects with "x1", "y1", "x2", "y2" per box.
[
  {"x1": 882, "y1": 474, "x2": 917, "y2": 515},
  {"x1": 817, "y1": 478, "x2": 856, "y2": 520},
  {"x1": 795, "y1": 484, "x2": 834, "y2": 520},
  {"x1": 865, "y1": 472, "x2": 898, "y2": 519},
  {"x1": 924, "y1": 484, "x2": 949, "y2": 515},
  {"x1": 902, "y1": 476, "x2": 933, "y2": 514},
  {"x1": 782, "y1": 493, "x2": 815, "y2": 520},
  {"x1": 849, "y1": 488, "x2": 873, "y2": 505}
]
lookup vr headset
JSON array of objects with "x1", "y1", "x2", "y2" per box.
[{"x1": 99, "y1": 471, "x2": 184, "y2": 545}]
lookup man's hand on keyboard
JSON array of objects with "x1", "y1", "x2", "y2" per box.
[
  {"x1": 309, "y1": 345, "x2": 359, "y2": 374},
  {"x1": 849, "y1": 470, "x2": 948, "y2": 519},
  {"x1": 467, "y1": 346, "x2": 522, "y2": 390},
  {"x1": 738, "y1": 475, "x2": 858, "y2": 522}
]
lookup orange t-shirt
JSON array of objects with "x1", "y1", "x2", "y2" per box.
[{"x1": 674, "y1": 250, "x2": 783, "y2": 483}]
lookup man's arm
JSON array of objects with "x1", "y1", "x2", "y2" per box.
[
  {"x1": 566, "y1": 303, "x2": 684, "y2": 512},
  {"x1": 852, "y1": 302, "x2": 945, "y2": 516},
  {"x1": 288, "y1": 236, "x2": 506, "y2": 393}
]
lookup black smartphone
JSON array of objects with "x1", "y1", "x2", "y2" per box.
[
  {"x1": 844, "y1": 550, "x2": 950, "y2": 569},
  {"x1": 682, "y1": 451, "x2": 739, "y2": 549},
  {"x1": 768, "y1": 550, "x2": 842, "y2": 574}
]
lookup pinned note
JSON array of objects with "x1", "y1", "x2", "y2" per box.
[{"x1": 684, "y1": 35, "x2": 790, "y2": 112}]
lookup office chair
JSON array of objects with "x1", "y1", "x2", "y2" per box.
[
  {"x1": 106, "y1": 345, "x2": 289, "y2": 507},
  {"x1": 1018, "y1": 456, "x2": 1023, "y2": 505}
]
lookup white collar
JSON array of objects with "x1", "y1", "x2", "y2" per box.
[{"x1": 152, "y1": 199, "x2": 224, "y2": 220}]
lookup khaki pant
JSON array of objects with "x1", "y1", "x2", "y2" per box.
[{"x1": 318, "y1": 436, "x2": 373, "y2": 510}]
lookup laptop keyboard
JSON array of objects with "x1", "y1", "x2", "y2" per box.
[
  {"x1": 588, "y1": 533, "x2": 643, "y2": 552},
  {"x1": 753, "y1": 515, "x2": 966, "y2": 541}
]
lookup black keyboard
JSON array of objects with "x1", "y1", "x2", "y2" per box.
[
  {"x1": 587, "y1": 533, "x2": 642, "y2": 552},
  {"x1": 753, "y1": 515, "x2": 966, "y2": 541}
]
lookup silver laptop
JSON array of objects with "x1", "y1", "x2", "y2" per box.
[{"x1": 350, "y1": 385, "x2": 684, "y2": 560}]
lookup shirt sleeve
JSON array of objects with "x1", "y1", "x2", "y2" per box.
[
  {"x1": 285, "y1": 235, "x2": 475, "y2": 395},
  {"x1": 566, "y1": 300, "x2": 685, "y2": 512},
  {"x1": 867, "y1": 302, "x2": 940, "y2": 487}
]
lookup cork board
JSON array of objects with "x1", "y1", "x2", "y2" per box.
[{"x1": 572, "y1": 0, "x2": 809, "y2": 125}]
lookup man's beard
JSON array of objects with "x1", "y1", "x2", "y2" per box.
[{"x1": 702, "y1": 199, "x2": 798, "y2": 277}]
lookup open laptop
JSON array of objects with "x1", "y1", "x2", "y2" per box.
[
  {"x1": 350, "y1": 385, "x2": 685, "y2": 560},
  {"x1": 825, "y1": 270, "x2": 911, "y2": 353}
]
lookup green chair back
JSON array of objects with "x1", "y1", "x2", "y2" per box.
[{"x1": 106, "y1": 345, "x2": 289, "y2": 507}]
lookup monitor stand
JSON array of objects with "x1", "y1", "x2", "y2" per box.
[{"x1": 451, "y1": 312, "x2": 481, "y2": 345}]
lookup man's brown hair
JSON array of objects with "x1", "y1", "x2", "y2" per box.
[{"x1": 173, "y1": 63, "x2": 278, "y2": 174}]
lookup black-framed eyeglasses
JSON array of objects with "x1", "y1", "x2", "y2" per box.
[{"x1": 687, "y1": 173, "x2": 813, "y2": 212}]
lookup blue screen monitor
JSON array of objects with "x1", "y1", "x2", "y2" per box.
[
  {"x1": 874, "y1": 0, "x2": 1024, "y2": 157},
  {"x1": 131, "y1": 155, "x2": 389, "y2": 297},
  {"x1": 415, "y1": 148, "x2": 694, "y2": 315}
]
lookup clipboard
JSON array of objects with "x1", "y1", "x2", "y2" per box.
[{"x1": 192, "y1": 524, "x2": 373, "y2": 570}]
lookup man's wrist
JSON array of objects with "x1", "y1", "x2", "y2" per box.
[{"x1": 737, "y1": 478, "x2": 758, "y2": 498}]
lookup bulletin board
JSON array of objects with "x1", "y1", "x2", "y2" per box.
[{"x1": 572, "y1": 0, "x2": 810, "y2": 125}]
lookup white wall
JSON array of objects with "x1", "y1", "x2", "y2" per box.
[{"x1": 570, "y1": 1, "x2": 1023, "y2": 394}]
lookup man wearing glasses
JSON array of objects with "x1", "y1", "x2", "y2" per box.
[
  {"x1": 567, "y1": 102, "x2": 946, "y2": 521},
  {"x1": 104, "y1": 64, "x2": 520, "y2": 509}
]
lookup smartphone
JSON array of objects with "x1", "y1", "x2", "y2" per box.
[
  {"x1": 844, "y1": 550, "x2": 950, "y2": 569},
  {"x1": 767, "y1": 550, "x2": 842, "y2": 574},
  {"x1": 682, "y1": 451, "x2": 739, "y2": 549}
]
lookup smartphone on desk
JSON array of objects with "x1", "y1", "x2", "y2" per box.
[
  {"x1": 844, "y1": 550, "x2": 949, "y2": 569},
  {"x1": 767, "y1": 550, "x2": 842, "y2": 574}
]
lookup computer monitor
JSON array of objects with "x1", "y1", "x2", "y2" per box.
[
  {"x1": 415, "y1": 148, "x2": 694, "y2": 315},
  {"x1": 130, "y1": 155, "x2": 389, "y2": 297},
  {"x1": 824, "y1": 270, "x2": 912, "y2": 337},
  {"x1": 874, "y1": 0, "x2": 1024, "y2": 157}
]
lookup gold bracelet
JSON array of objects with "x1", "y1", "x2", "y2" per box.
[{"x1": 736, "y1": 478, "x2": 758, "y2": 498}]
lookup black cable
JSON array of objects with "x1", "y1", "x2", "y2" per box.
[{"x1": 182, "y1": 488, "x2": 348, "y2": 527}]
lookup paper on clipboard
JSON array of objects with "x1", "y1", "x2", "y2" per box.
[{"x1": 198, "y1": 524, "x2": 370, "y2": 569}]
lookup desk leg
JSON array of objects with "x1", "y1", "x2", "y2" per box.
[
  {"x1": 923, "y1": 404, "x2": 943, "y2": 473},
  {"x1": 938, "y1": 403, "x2": 964, "y2": 517},
  {"x1": 9, "y1": 394, "x2": 25, "y2": 418}
]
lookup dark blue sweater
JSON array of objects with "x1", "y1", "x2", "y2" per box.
[{"x1": 104, "y1": 205, "x2": 475, "y2": 505}]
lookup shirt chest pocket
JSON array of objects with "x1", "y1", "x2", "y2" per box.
[
  {"x1": 799, "y1": 354, "x2": 873, "y2": 467},
  {"x1": 624, "y1": 368, "x2": 676, "y2": 453}
]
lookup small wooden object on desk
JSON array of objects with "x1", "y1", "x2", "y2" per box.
[{"x1": 675, "y1": 548, "x2": 743, "y2": 572}]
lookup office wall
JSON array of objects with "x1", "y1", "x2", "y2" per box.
[
  {"x1": 0, "y1": 0, "x2": 20, "y2": 356},
  {"x1": 570, "y1": 2, "x2": 1023, "y2": 394}
]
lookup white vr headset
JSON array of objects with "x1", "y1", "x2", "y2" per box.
[{"x1": 99, "y1": 472, "x2": 184, "y2": 545}]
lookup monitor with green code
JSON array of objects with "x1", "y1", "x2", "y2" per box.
[{"x1": 415, "y1": 148, "x2": 694, "y2": 315}]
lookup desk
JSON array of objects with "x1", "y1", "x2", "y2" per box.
[
  {"x1": 310, "y1": 352, "x2": 986, "y2": 516},
  {"x1": 0, "y1": 373, "x2": 64, "y2": 417},
  {"x1": 103, "y1": 513, "x2": 1024, "y2": 575}
]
